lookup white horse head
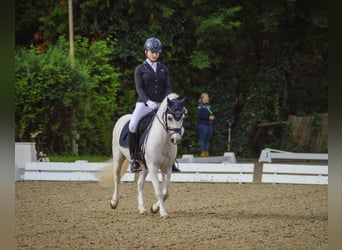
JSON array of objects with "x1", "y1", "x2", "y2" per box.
[
  {"x1": 110, "y1": 93, "x2": 187, "y2": 219},
  {"x1": 155, "y1": 93, "x2": 187, "y2": 145}
]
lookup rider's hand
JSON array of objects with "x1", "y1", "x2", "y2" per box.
[{"x1": 146, "y1": 100, "x2": 158, "y2": 110}]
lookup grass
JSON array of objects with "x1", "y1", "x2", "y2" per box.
[{"x1": 48, "y1": 155, "x2": 112, "y2": 162}]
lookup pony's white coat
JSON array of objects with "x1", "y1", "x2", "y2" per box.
[{"x1": 110, "y1": 93, "x2": 185, "y2": 218}]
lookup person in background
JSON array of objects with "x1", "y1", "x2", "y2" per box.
[
  {"x1": 128, "y1": 37, "x2": 181, "y2": 173},
  {"x1": 197, "y1": 92, "x2": 215, "y2": 157}
]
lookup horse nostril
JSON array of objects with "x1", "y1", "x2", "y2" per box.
[{"x1": 171, "y1": 138, "x2": 181, "y2": 145}]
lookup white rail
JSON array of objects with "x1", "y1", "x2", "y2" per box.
[
  {"x1": 22, "y1": 161, "x2": 254, "y2": 183},
  {"x1": 261, "y1": 164, "x2": 328, "y2": 185},
  {"x1": 258, "y1": 148, "x2": 328, "y2": 163}
]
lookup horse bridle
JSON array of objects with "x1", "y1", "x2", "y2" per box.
[{"x1": 155, "y1": 106, "x2": 186, "y2": 136}]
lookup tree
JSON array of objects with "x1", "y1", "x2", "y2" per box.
[
  {"x1": 15, "y1": 0, "x2": 328, "y2": 157},
  {"x1": 15, "y1": 36, "x2": 121, "y2": 155}
]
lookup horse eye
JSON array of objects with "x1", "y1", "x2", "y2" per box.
[{"x1": 167, "y1": 115, "x2": 173, "y2": 121}]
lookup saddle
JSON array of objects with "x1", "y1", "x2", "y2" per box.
[{"x1": 119, "y1": 112, "x2": 155, "y2": 164}]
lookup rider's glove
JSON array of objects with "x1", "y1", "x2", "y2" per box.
[{"x1": 146, "y1": 100, "x2": 158, "y2": 110}]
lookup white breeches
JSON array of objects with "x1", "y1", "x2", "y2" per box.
[{"x1": 129, "y1": 102, "x2": 159, "y2": 133}]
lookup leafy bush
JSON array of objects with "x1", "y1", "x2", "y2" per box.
[{"x1": 15, "y1": 36, "x2": 122, "y2": 155}]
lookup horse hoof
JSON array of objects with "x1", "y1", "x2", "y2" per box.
[
  {"x1": 151, "y1": 204, "x2": 160, "y2": 214},
  {"x1": 161, "y1": 214, "x2": 169, "y2": 219},
  {"x1": 139, "y1": 211, "x2": 147, "y2": 215},
  {"x1": 138, "y1": 207, "x2": 147, "y2": 215},
  {"x1": 110, "y1": 200, "x2": 118, "y2": 209}
]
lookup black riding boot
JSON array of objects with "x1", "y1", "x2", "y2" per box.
[
  {"x1": 172, "y1": 162, "x2": 181, "y2": 173},
  {"x1": 128, "y1": 131, "x2": 141, "y2": 172}
]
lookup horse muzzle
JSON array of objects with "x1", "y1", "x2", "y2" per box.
[{"x1": 170, "y1": 133, "x2": 182, "y2": 145}]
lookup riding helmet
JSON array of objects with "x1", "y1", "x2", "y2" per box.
[{"x1": 144, "y1": 38, "x2": 162, "y2": 53}]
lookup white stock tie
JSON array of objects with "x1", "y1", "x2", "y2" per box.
[{"x1": 151, "y1": 62, "x2": 157, "y2": 72}]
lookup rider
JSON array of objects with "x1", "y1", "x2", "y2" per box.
[{"x1": 128, "y1": 37, "x2": 181, "y2": 173}]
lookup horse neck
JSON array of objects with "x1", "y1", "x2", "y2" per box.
[{"x1": 148, "y1": 108, "x2": 169, "y2": 143}]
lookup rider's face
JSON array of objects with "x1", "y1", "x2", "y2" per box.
[{"x1": 146, "y1": 50, "x2": 160, "y2": 62}]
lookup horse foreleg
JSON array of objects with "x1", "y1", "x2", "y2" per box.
[
  {"x1": 151, "y1": 172, "x2": 171, "y2": 214},
  {"x1": 161, "y1": 172, "x2": 171, "y2": 202},
  {"x1": 137, "y1": 169, "x2": 148, "y2": 215},
  {"x1": 149, "y1": 169, "x2": 169, "y2": 219}
]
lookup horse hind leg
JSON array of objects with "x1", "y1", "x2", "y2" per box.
[
  {"x1": 137, "y1": 168, "x2": 148, "y2": 215},
  {"x1": 110, "y1": 155, "x2": 125, "y2": 209}
]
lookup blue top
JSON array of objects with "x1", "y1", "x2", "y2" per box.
[{"x1": 197, "y1": 102, "x2": 213, "y2": 125}]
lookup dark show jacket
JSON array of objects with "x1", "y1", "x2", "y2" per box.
[{"x1": 134, "y1": 60, "x2": 172, "y2": 103}]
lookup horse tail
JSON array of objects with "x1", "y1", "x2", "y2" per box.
[
  {"x1": 96, "y1": 158, "x2": 129, "y2": 187},
  {"x1": 96, "y1": 160, "x2": 114, "y2": 187}
]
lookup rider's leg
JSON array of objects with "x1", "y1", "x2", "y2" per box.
[
  {"x1": 172, "y1": 162, "x2": 181, "y2": 172},
  {"x1": 128, "y1": 131, "x2": 141, "y2": 172},
  {"x1": 128, "y1": 102, "x2": 151, "y2": 173}
]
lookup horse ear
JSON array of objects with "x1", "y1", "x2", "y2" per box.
[{"x1": 167, "y1": 97, "x2": 171, "y2": 105}]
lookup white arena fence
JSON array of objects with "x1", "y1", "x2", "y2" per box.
[
  {"x1": 15, "y1": 146, "x2": 328, "y2": 184},
  {"x1": 21, "y1": 161, "x2": 255, "y2": 184},
  {"x1": 258, "y1": 148, "x2": 328, "y2": 163},
  {"x1": 23, "y1": 161, "x2": 107, "y2": 182},
  {"x1": 261, "y1": 164, "x2": 328, "y2": 185},
  {"x1": 257, "y1": 148, "x2": 328, "y2": 185}
]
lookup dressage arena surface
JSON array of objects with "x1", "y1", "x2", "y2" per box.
[{"x1": 15, "y1": 181, "x2": 327, "y2": 249}]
